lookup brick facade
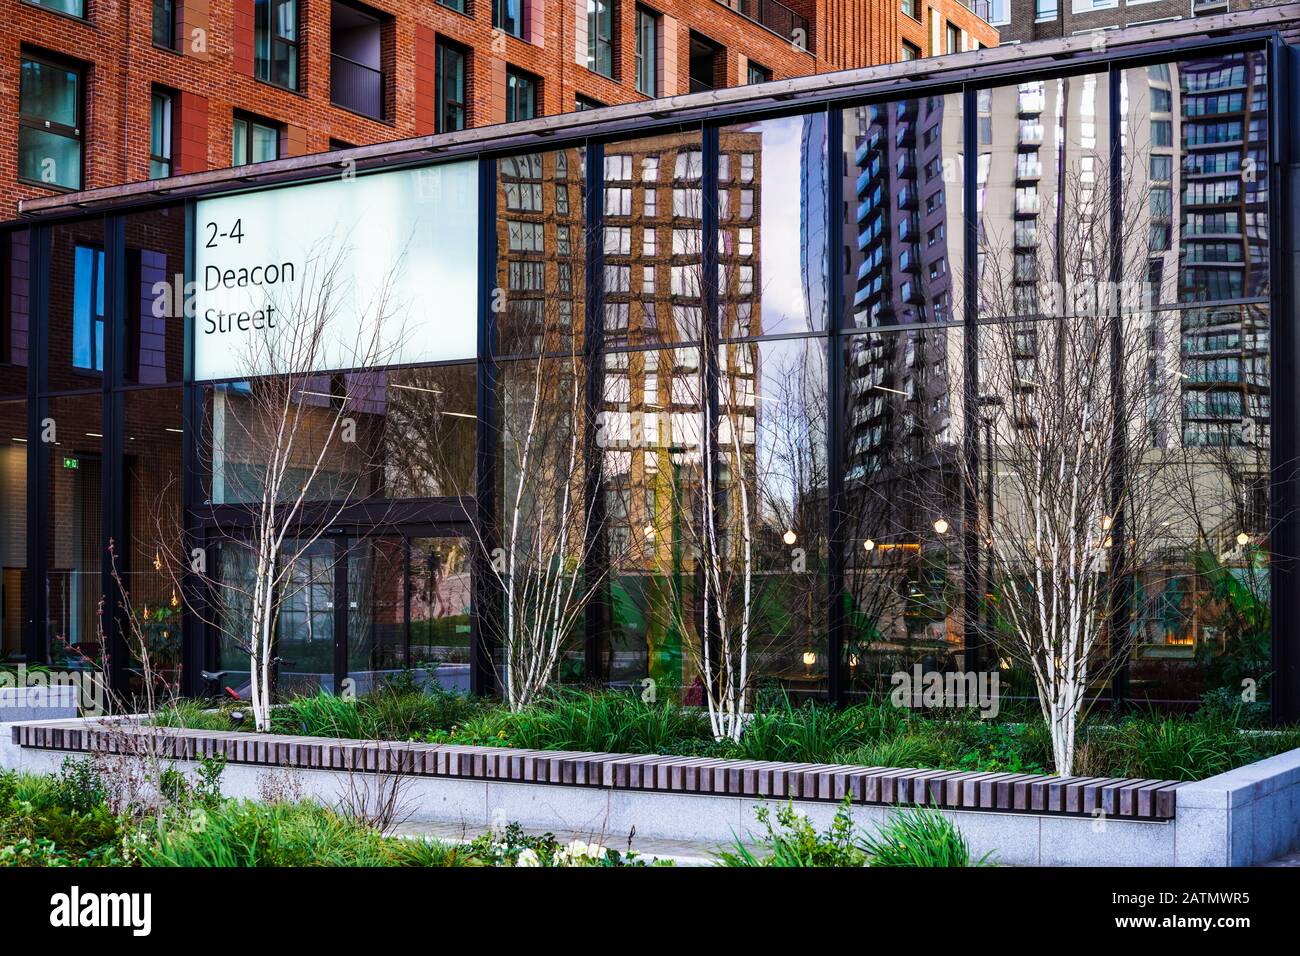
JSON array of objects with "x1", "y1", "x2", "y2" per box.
[{"x1": 1, "y1": 0, "x2": 999, "y2": 219}]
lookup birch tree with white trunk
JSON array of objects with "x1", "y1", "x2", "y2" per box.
[
  {"x1": 970, "y1": 147, "x2": 1186, "y2": 774},
  {"x1": 172, "y1": 241, "x2": 407, "y2": 731}
]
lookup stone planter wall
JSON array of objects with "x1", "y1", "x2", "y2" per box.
[{"x1": 4, "y1": 716, "x2": 1298, "y2": 866}]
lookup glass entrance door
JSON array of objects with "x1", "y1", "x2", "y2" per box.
[
  {"x1": 212, "y1": 527, "x2": 471, "y2": 699},
  {"x1": 276, "y1": 538, "x2": 338, "y2": 695},
  {"x1": 346, "y1": 531, "x2": 472, "y2": 694}
]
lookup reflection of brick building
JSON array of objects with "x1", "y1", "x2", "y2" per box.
[{"x1": 2, "y1": 0, "x2": 997, "y2": 219}]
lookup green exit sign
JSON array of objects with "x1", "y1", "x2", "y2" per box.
[{"x1": 62, "y1": 457, "x2": 79, "y2": 470}]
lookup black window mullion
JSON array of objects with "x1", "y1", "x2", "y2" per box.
[
  {"x1": 103, "y1": 213, "x2": 127, "y2": 695},
  {"x1": 24, "y1": 225, "x2": 49, "y2": 665},
  {"x1": 962, "y1": 84, "x2": 982, "y2": 675},
  {"x1": 702, "y1": 124, "x2": 721, "y2": 686},
  {"x1": 583, "y1": 140, "x2": 607, "y2": 683},
  {"x1": 1107, "y1": 61, "x2": 1131, "y2": 712},
  {"x1": 826, "y1": 106, "x2": 845, "y2": 705},
  {"x1": 471, "y1": 156, "x2": 500, "y2": 697}
]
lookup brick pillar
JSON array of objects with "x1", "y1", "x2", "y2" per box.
[
  {"x1": 181, "y1": 0, "x2": 211, "y2": 59},
  {"x1": 414, "y1": 24, "x2": 437, "y2": 135},
  {"x1": 233, "y1": 0, "x2": 255, "y2": 75},
  {"x1": 657, "y1": 14, "x2": 678, "y2": 96},
  {"x1": 526, "y1": 0, "x2": 546, "y2": 48},
  {"x1": 175, "y1": 91, "x2": 210, "y2": 174},
  {"x1": 736, "y1": 52, "x2": 749, "y2": 86},
  {"x1": 283, "y1": 124, "x2": 309, "y2": 157},
  {"x1": 574, "y1": 0, "x2": 588, "y2": 68}
]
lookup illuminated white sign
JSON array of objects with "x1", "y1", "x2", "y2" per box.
[{"x1": 193, "y1": 162, "x2": 478, "y2": 381}]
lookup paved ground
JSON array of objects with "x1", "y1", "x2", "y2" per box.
[
  {"x1": 392, "y1": 819, "x2": 742, "y2": 866},
  {"x1": 1260, "y1": 850, "x2": 1300, "y2": 867}
]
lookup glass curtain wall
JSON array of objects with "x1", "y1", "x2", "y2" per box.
[
  {"x1": 1115, "y1": 51, "x2": 1272, "y2": 707},
  {"x1": 840, "y1": 92, "x2": 966, "y2": 700},
  {"x1": 0, "y1": 230, "x2": 29, "y2": 664},
  {"x1": 492, "y1": 145, "x2": 591, "y2": 692},
  {"x1": 596, "y1": 130, "x2": 706, "y2": 696},
  {"x1": 43, "y1": 221, "x2": 108, "y2": 670},
  {"x1": 9, "y1": 42, "x2": 1275, "y2": 714}
]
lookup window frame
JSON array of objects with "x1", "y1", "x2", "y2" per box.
[
  {"x1": 17, "y1": 52, "x2": 84, "y2": 191},
  {"x1": 231, "y1": 112, "x2": 282, "y2": 167},
  {"x1": 436, "y1": 39, "x2": 468, "y2": 133},
  {"x1": 153, "y1": 0, "x2": 177, "y2": 49},
  {"x1": 72, "y1": 242, "x2": 106, "y2": 374},
  {"x1": 149, "y1": 87, "x2": 174, "y2": 179},
  {"x1": 493, "y1": 0, "x2": 523, "y2": 38},
  {"x1": 505, "y1": 67, "x2": 539, "y2": 123},
  {"x1": 254, "y1": 0, "x2": 300, "y2": 91},
  {"x1": 23, "y1": 0, "x2": 87, "y2": 20},
  {"x1": 634, "y1": 6, "x2": 658, "y2": 97},
  {"x1": 588, "y1": 0, "x2": 615, "y2": 78}
]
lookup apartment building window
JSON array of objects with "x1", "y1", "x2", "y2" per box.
[
  {"x1": 947, "y1": 24, "x2": 961, "y2": 55},
  {"x1": 153, "y1": 0, "x2": 176, "y2": 47},
  {"x1": 18, "y1": 55, "x2": 83, "y2": 190},
  {"x1": 506, "y1": 68, "x2": 538, "y2": 122},
  {"x1": 1035, "y1": 0, "x2": 1058, "y2": 18},
  {"x1": 255, "y1": 0, "x2": 300, "y2": 90},
  {"x1": 635, "y1": 7, "x2": 658, "y2": 96},
  {"x1": 31, "y1": 0, "x2": 85, "y2": 17},
  {"x1": 575, "y1": 94, "x2": 605, "y2": 110},
  {"x1": 331, "y1": 1, "x2": 387, "y2": 120},
  {"x1": 747, "y1": 62, "x2": 772, "y2": 84},
  {"x1": 436, "y1": 40, "x2": 467, "y2": 133},
  {"x1": 437, "y1": 0, "x2": 465, "y2": 11},
  {"x1": 494, "y1": 0, "x2": 523, "y2": 38},
  {"x1": 73, "y1": 245, "x2": 106, "y2": 372},
  {"x1": 232, "y1": 113, "x2": 280, "y2": 166},
  {"x1": 901, "y1": 41, "x2": 921, "y2": 61},
  {"x1": 901, "y1": 0, "x2": 919, "y2": 19},
  {"x1": 588, "y1": 0, "x2": 614, "y2": 78},
  {"x1": 150, "y1": 89, "x2": 174, "y2": 179}
]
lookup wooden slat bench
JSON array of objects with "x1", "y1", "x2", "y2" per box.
[{"x1": 8, "y1": 719, "x2": 1182, "y2": 821}]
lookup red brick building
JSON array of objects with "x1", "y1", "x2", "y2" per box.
[{"x1": 2, "y1": 0, "x2": 997, "y2": 218}]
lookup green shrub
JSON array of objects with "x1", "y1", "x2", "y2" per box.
[
  {"x1": 1091, "y1": 712, "x2": 1256, "y2": 781},
  {"x1": 52, "y1": 758, "x2": 107, "y2": 814},
  {"x1": 359, "y1": 683, "x2": 484, "y2": 739},
  {"x1": 134, "y1": 800, "x2": 462, "y2": 867},
  {"x1": 273, "y1": 693, "x2": 368, "y2": 739},
  {"x1": 735, "y1": 697, "x2": 872, "y2": 764},
  {"x1": 861, "y1": 807, "x2": 991, "y2": 867},
  {"x1": 844, "y1": 734, "x2": 945, "y2": 770},
  {"x1": 0, "y1": 769, "x2": 16, "y2": 809},
  {"x1": 153, "y1": 698, "x2": 238, "y2": 732},
  {"x1": 952, "y1": 722, "x2": 1050, "y2": 775},
  {"x1": 717, "y1": 798, "x2": 867, "y2": 867}
]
